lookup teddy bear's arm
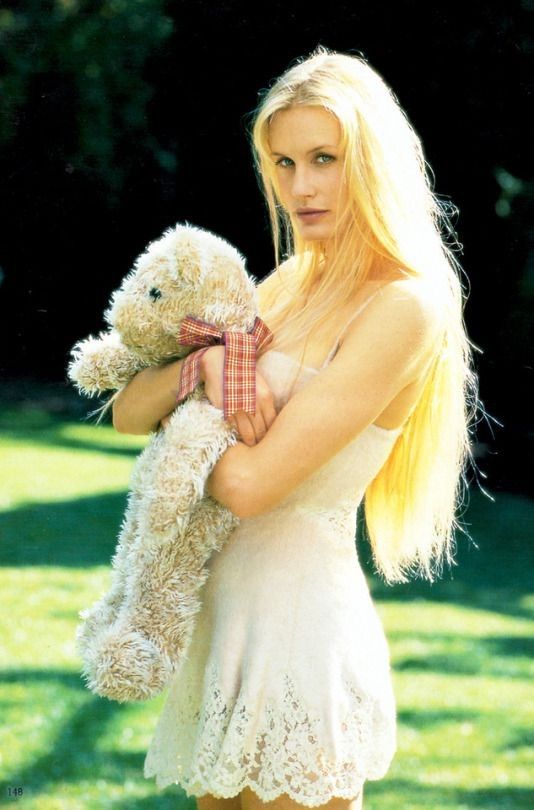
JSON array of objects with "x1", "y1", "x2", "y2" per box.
[{"x1": 68, "y1": 329, "x2": 146, "y2": 396}]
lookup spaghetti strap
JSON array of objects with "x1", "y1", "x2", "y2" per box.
[{"x1": 320, "y1": 288, "x2": 384, "y2": 368}]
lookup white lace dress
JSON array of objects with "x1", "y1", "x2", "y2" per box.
[{"x1": 144, "y1": 296, "x2": 402, "y2": 806}]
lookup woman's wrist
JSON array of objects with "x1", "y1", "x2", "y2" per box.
[
  {"x1": 113, "y1": 358, "x2": 185, "y2": 435},
  {"x1": 199, "y1": 345, "x2": 224, "y2": 383}
]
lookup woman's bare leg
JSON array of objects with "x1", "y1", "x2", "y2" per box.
[
  {"x1": 240, "y1": 785, "x2": 364, "y2": 810},
  {"x1": 196, "y1": 793, "x2": 242, "y2": 810}
]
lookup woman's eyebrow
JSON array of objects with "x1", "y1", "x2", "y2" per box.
[{"x1": 270, "y1": 144, "x2": 337, "y2": 156}]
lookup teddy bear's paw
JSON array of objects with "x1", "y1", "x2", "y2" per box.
[
  {"x1": 83, "y1": 630, "x2": 173, "y2": 702},
  {"x1": 68, "y1": 330, "x2": 142, "y2": 395},
  {"x1": 76, "y1": 613, "x2": 103, "y2": 657},
  {"x1": 75, "y1": 594, "x2": 127, "y2": 658}
]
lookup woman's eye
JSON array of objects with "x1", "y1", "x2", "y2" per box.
[{"x1": 274, "y1": 154, "x2": 334, "y2": 167}]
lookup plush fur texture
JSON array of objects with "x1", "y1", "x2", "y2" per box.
[{"x1": 68, "y1": 223, "x2": 260, "y2": 702}]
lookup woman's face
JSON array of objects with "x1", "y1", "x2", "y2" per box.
[{"x1": 268, "y1": 105, "x2": 349, "y2": 245}]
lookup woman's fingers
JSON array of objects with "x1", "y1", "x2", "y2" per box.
[
  {"x1": 252, "y1": 405, "x2": 269, "y2": 443},
  {"x1": 160, "y1": 411, "x2": 173, "y2": 430},
  {"x1": 233, "y1": 411, "x2": 258, "y2": 446},
  {"x1": 200, "y1": 348, "x2": 277, "y2": 445},
  {"x1": 256, "y1": 370, "x2": 277, "y2": 433},
  {"x1": 231, "y1": 371, "x2": 276, "y2": 445}
]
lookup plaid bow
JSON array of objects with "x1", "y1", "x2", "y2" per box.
[{"x1": 176, "y1": 314, "x2": 274, "y2": 419}]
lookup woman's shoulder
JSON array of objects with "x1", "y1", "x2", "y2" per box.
[
  {"x1": 341, "y1": 273, "x2": 445, "y2": 363},
  {"x1": 374, "y1": 273, "x2": 444, "y2": 325}
]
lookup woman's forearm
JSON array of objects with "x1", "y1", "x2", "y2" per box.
[{"x1": 112, "y1": 358, "x2": 185, "y2": 435}]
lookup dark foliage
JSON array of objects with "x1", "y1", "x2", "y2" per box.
[{"x1": 0, "y1": 0, "x2": 531, "y2": 494}]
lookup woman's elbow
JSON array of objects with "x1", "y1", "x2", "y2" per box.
[
  {"x1": 225, "y1": 498, "x2": 255, "y2": 521},
  {"x1": 226, "y1": 478, "x2": 268, "y2": 519},
  {"x1": 208, "y1": 461, "x2": 257, "y2": 520}
]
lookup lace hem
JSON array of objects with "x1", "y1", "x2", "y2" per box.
[
  {"x1": 144, "y1": 660, "x2": 396, "y2": 806},
  {"x1": 145, "y1": 773, "x2": 364, "y2": 807}
]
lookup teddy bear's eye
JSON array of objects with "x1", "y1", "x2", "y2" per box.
[{"x1": 149, "y1": 287, "x2": 162, "y2": 301}]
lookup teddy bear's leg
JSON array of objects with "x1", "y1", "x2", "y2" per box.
[
  {"x1": 76, "y1": 431, "x2": 164, "y2": 662},
  {"x1": 141, "y1": 396, "x2": 238, "y2": 537},
  {"x1": 138, "y1": 496, "x2": 239, "y2": 673},
  {"x1": 76, "y1": 487, "x2": 141, "y2": 658},
  {"x1": 86, "y1": 497, "x2": 239, "y2": 702},
  {"x1": 83, "y1": 395, "x2": 242, "y2": 701}
]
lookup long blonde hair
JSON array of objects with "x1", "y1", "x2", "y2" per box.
[{"x1": 247, "y1": 46, "x2": 485, "y2": 585}]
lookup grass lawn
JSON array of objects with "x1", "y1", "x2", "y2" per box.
[{"x1": 0, "y1": 395, "x2": 532, "y2": 809}]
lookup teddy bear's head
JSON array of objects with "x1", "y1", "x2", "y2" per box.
[{"x1": 104, "y1": 223, "x2": 258, "y2": 365}]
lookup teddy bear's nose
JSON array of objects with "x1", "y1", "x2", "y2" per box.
[{"x1": 149, "y1": 287, "x2": 162, "y2": 301}]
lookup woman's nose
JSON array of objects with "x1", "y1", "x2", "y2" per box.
[{"x1": 291, "y1": 165, "x2": 315, "y2": 198}]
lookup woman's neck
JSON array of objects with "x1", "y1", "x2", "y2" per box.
[{"x1": 311, "y1": 255, "x2": 404, "y2": 293}]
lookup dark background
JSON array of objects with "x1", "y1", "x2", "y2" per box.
[{"x1": 0, "y1": 0, "x2": 532, "y2": 496}]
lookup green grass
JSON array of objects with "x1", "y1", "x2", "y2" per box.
[{"x1": 0, "y1": 399, "x2": 532, "y2": 809}]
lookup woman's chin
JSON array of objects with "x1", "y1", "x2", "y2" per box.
[{"x1": 295, "y1": 226, "x2": 334, "y2": 242}]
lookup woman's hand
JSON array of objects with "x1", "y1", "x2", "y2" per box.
[{"x1": 198, "y1": 345, "x2": 278, "y2": 445}]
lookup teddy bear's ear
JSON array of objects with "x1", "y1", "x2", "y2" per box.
[
  {"x1": 149, "y1": 223, "x2": 206, "y2": 287},
  {"x1": 171, "y1": 222, "x2": 257, "y2": 310},
  {"x1": 164, "y1": 222, "x2": 248, "y2": 286},
  {"x1": 68, "y1": 330, "x2": 144, "y2": 396}
]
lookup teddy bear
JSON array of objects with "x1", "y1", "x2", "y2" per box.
[{"x1": 68, "y1": 222, "x2": 273, "y2": 702}]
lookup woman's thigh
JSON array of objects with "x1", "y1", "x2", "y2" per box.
[
  {"x1": 196, "y1": 793, "x2": 242, "y2": 810},
  {"x1": 240, "y1": 786, "x2": 364, "y2": 810}
]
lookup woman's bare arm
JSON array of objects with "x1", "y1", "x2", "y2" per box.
[
  {"x1": 112, "y1": 359, "x2": 185, "y2": 435},
  {"x1": 207, "y1": 281, "x2": 444, "y2": 519},
  {"x1": 113, "y1": 271, "x2": 281, "y2": 437},
  {"x1": 113, "y1": 347, "x2": 278, "y2": 439}
]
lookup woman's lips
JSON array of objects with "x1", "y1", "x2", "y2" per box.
[{"x1": 296, "y1": 210, "x2": 328, "y2": 222}]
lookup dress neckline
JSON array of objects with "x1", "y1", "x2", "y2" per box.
[{"x1": 261, "y1": 349, "x2": 403, "y2": 436}]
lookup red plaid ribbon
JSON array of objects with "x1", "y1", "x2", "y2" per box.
[{"x1": 176, "y1": 315, "x2": 273, "y2": 419}]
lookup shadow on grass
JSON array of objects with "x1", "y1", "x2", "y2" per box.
[
  {"x1": 112, "y1": 796, "x2": 194, "y2": 809},
  {"x1": 502, "y1": 724, "x2": 534, "y2": 752},
  {"x1": 398, "y1": 705, "x2": 484, "y2": 727},
  {"x1": 0, "y1": 492, "x2": 127, "y2": 566},
  {"x1": 367, "y1": 776, "x2": 533, "y2": 809},
  {"x1": 0, "y1": 668, "x2": 82, "y2": 687},
  {"x1": 1, "y1": 405, "x2": 144, "y2": 458},
  {"x1": 0, "y1": 669, "x2": 196, "y2": 810},
  {"x1": 0, "y1": 668, "x2": 194, "y2": 808},
  {"x1": 394, "y1": 632, "x2": 533, "y2": 679}
]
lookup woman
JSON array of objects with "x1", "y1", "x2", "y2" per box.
[{"x1": 114, "y1": 47, "x2": 480, "y2": 809}]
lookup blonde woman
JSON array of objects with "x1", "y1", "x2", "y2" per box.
[{"x1": 115, "y1": 47, "x2": 480, "y2": 810}]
